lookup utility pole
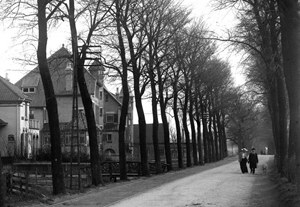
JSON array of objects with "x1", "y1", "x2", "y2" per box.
[{"x1": 70, "y1": 51, "x2": 81, "y2": 189}]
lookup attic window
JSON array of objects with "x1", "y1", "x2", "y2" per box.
[{"x1": 23, "y1": 87, "x2": 35, "y2": 93}]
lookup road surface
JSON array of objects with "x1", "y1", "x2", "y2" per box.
[{"x1": 30, "y1": 155, "x2": 279, "y2": 207}]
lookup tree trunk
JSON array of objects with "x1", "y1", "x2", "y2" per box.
[
  {"x1": 212, "y1": 113, "x2": 219, "y2": 161},
  {"x1": 159, "y1": 95, "x2": 173, "y2": 171},
  {"x1": 221, "y1": 113, "x2": 228, "y2": 157},
  {"x1": 269, "y1": 0, "x2": 288, "y2": 168},
  {"x1": 118, "y1": 82, "x2": 129, "y2": 180},
  {"x1": 37, "y1": 0, "x2": 65, "y2": 195},
  {"x1": 195, "y1": 103, "x2": 203, "y2": 165},
  {"x1": 134, "y1": 90, "x2": 149, "y2": 176},
  {"x1": 69, "y1": 0, "x2": 102, "y2": 186},
  {"x1": 125, "y1": 34, "x2": 149, "y2": 175},
  {"x1": 252, "y1": 0, "x2": 287, "y2": 175},
  {"x1": 149, "y1": 56, "x2": 162, "y2": 173},
  {"x1": 0, "y1": 155, "x2": 4, "y2": 207},
  {"x1": 277, "y1": 0, "x2": 300, "y2": 191},
  {"x1": 189, "y1": 94, "x2": 198, "y2": 165},
  {"x1": 183, "y1": 89, "x2": 191, "y2": 167},
  {"x1": 201, "y1": 103, "x2": 209, "y2": 163},
  {"x1": 208, "y1": 112, "x2": 215, "y2": 162},
  {"x1": 157, "y1": 66, "x2": 173, "y2": 171},
  {"x1": 115, "y1": 0, "x2": 129, "y2": 180},
  {"x1": 216, "y1": 112, "x2": 224, "y2": 159},
  {"x1": 173, "y1": 82, "x2": 183, "y2": 168}
]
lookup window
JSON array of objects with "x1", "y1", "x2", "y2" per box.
[
  {"x1": 22, "y1": 87, "x2": 35, "y2": 93},
  {"x1": 43, "y1": 108, "x2": 48, "y2": 123},
  {"x1": 106, "y1": 114, "x2": 118, "y2": 123},
  {"x1": 65, "y1": 132, "x2": 71, "y2": 144},
  {"x1": 107, "y1": 134, "x2": 112, "y2": 143},
  {"x1": 23, "y1": 88, "x2": 28, "y2": 93},
  {"x1": 8, "y1": 134, "x2": 15, "y2": 142},
  {"x1": 80, "y1": 131, "x2": 85, "y2": 144},
  {"x1": 100, "y1": 91, "x2": 103, "y2": 100},
  {"x1": 44, "y1": 132, "x2": 50, "y2": 145},
  {"x1": 103, "y1": 134, "x2": 112, "y2": 143},
  {"x1": 105, "y1": 93, "x2": 109, "y2": 102},
  {"x1": 29, "y1": 110, "x2": 34, "y2": 119},
  {"x1": 105, "y1": 113, "x2": 118, "y2": 123},
  {"x1": 100, "y1": 108, "x2": 103, "y2": 117}
]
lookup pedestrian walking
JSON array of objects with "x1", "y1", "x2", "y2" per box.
[
  {"x1": 238, "y1": 148, "x2": 248, "y2": 173},
  {"x1": 248, "y1": 148, "x2": 259, "y2": 174}
]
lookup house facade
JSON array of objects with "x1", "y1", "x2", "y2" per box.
[
  {"x1": 14, "y1": 46, "x2": 103, "y2": 156},
  {"x1": 14, "y1": 46, "x2": 133, "y2": 160},
  {"x1": 101, "y1": 87, "x2": 134, "y2": 160},
  {"x1": 0, "y1": 76, "x2": 40, "y2": 158}
]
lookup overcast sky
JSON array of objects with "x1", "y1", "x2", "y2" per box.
[{"x1": 0, "y1": 1, "x2": 241, "y2": 84}]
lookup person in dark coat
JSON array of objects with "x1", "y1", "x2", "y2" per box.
[
  {"x1": 248, "y1": 148, "x2": 259, "y2": 174},
  {"x1": 238, "y1": 148, "x2": 248, "y2": 173}
]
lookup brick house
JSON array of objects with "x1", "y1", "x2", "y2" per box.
[{"x1": 0, "y1": 75, "x2": 40, "y2": 158}]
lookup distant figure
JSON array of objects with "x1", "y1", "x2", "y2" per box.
[
  {"x1": 238, "y1": 148, "x2": 248, "y2": 173},
  {"x1": 248, "y1": 148, "x2": 259, "y2": 174}
]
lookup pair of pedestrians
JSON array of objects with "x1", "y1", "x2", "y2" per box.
[{"x1": 238, "y1": 148, "x2": 259, "y2": 174}]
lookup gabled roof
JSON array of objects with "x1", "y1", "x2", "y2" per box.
[
  {"x1": 0, "y1": 76, "x2": 30, "y2": 103},
  {"x1": 15, "y1": 46, "x2": 100, "y2": 107},
  {"x1": 104, "y1": 86, "x2": 122, "y2": 106}
]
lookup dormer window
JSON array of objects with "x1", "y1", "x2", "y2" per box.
[
  {"x1": 22, "y1": 87, "x2": 35, "y2": 93},
  {"x1": 66, "y1": 62, "x2": 73, "y2": 70}
]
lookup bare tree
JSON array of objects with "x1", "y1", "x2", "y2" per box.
[
  {"x1": 37, "y1": 0, "x2": 66, "y2": 195},
  {"x1": 276, "y1": 0, "x2": 300, "y2": 191},
  {"x1": 64, "y1": 0, "x2": 107, "y2": 187},
  {"x1": 114, "y1": 0, "x2": 130, "y2": 180},
  {"x1": 213, "y1": 0, "x2": 288, "y2": 175}
]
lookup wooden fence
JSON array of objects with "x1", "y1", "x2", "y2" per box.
[
  {"x1": 8, "y1": 161, "x2": 169, "y2": 193},
  {"x1": 4, "y1": 172, "x2": 51, "y2": 198}
]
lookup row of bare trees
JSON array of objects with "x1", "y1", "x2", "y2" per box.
[
  {"x1": 213, "y1": 0, "x2": 300, "y2": 192},
  {"x1": 99, "y1": 1, "x2": 240, "y2": 176},
  {"x1": 0, "y1": 0, "x2": 280, "y2": 203}
]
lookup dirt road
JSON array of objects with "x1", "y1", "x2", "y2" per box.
[
  {"x1": 107, "y1": 155, "x2": 278, "y2": 207},
  {"x1": 32, "y1": 155, "x2": 279, "y2": 207}
]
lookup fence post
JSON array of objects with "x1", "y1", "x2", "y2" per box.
[
  {"x1": 5, "y1": 172, "x2": 12, "y2": 195},
  {"x1": 25, "y1": 172, "x2": 29, "y2": 197},
  {"x1": 18, "y1": 171, "x2": 23, "y2": 196}
]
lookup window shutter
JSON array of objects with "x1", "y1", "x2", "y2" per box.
[
  {"x1": 114, "y1": 114, "x2": 118, "y2": 123},
  {"x1": 103, "y1": 134, "x2": 107, "y2": 142}
]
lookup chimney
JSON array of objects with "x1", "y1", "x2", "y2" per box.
[
  {"x1": 5, "y1": 72, "x2": 10, "y2": 81},
  {"x1": 116, "y1": 88, "x2": 119, "y2": 100}
]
